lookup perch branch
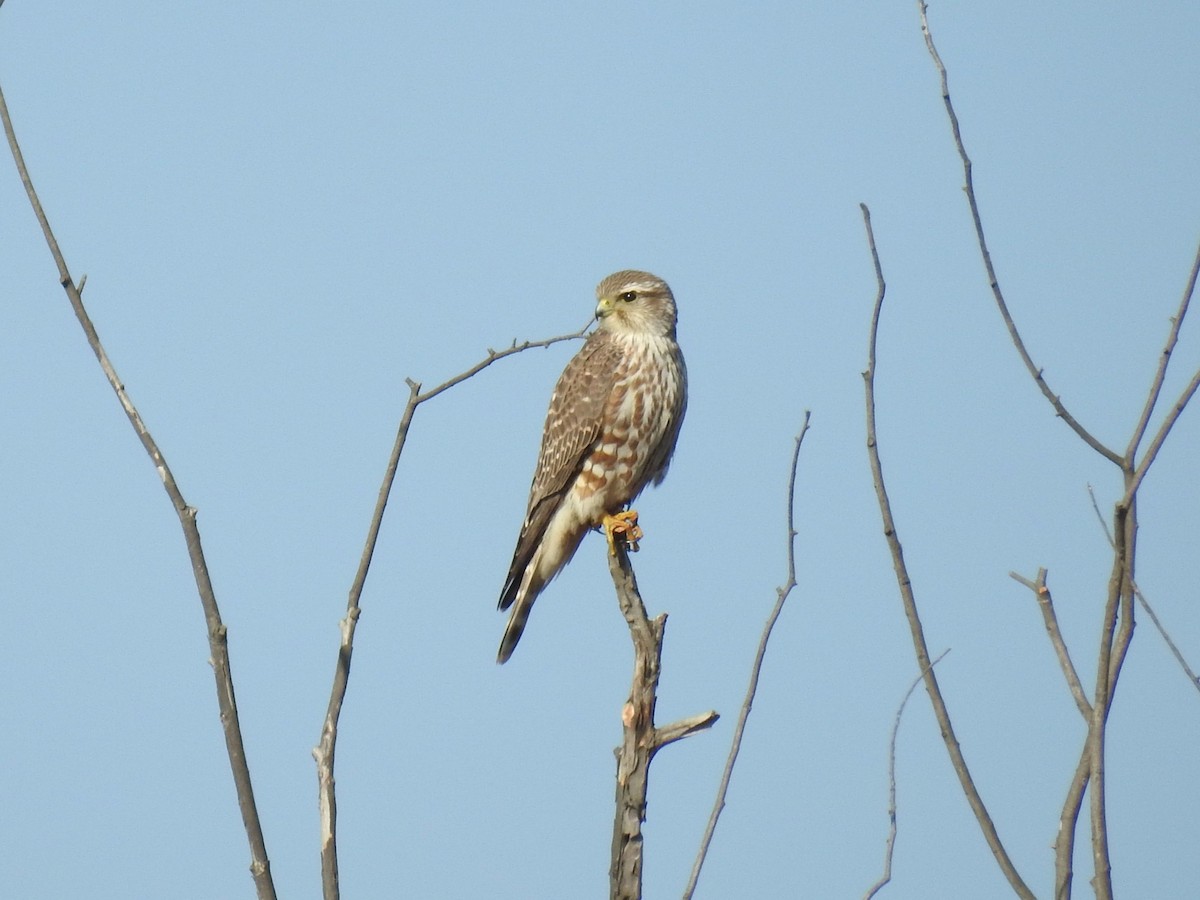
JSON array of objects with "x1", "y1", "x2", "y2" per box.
[
  {"x1": 684, "y1": 413, "x2": 811, "y2": 900},
  {"x1": 917, "y1": 1, "x2": 1121, "y2": 466},
  {"x1": 861, "y1": 202, "x2": 1034, "y2": 898},
  {"x1": 314, "y1": 325, "x2": 589, "y2": 899},
  {"x1": 607, "y1": 542, "x2": 716, "y2": 900},
  {"x1": 1, "y1": 80, "x2": 277, "y2": 899}
]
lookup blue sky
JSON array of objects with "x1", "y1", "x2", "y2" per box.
[{"x1": 3, "y1": 3, "x2": 1198, "y2": 898}]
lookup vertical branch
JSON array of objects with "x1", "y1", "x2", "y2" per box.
[
  {"x1": 607, "y1": 544, "x2": 718, "y2": 900},
  {"x1": 860, "y1": 203, "x2": 1034, "y2": 899},
  {"x1": 608, "y1": 546, "x2": 664, "y2": 900},
  {"x1": 1086, "y1": 496, "x2": 1137, "y2": 900},
  {"x1": 1055, "y1": 749, "x2": 1091, "y2": 900},
  {"x1": 684, "y1": 415, "x2": 810, "y2": 900},
  {"x1": 1, "y1": 81, "x2": 277, "y2": 899},
  {"x1": 314, "y1": 383, "x2": 421, "y2": 900}
]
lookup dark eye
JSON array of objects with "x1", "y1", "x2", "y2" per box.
[{"x1": 620, "y1": 291, "x2": 637, "y2": 302}]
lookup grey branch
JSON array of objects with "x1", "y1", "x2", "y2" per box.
[
  {"x1": 314, "y1": 327, "x2": 589, "y2": 900},
  {"x1": 684, "y1": 413, "x2": 811, "y2": 900},
  {"x1": 1086, "y1": 486, "x2": 1200, "y2": 696},
  {"x1": 1125, "y1": 240, "x2": 1200, "y2": 460},
  {"x1": 1, "y1": 80, "x2": 277, "y2": 900},
  {"x1": 916, "y1": 1, "x2": 1121, "y2": 466},
  {"x1": 607, "y1": 543, "x2": 717, "y2": 900},
  {"x1": 1009, "y1": 569, "x2": 1092, "y2": 718},
  {"x1": 861, "y1": 201, "x2": 1034, "y2": 899}
]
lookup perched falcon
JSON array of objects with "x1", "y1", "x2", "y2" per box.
[{"x1": 496, "y1": 270, "x2": 687, "y2": 663}]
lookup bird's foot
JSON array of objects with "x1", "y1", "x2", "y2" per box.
[{"x1": 602, "y1": 510, "x2": 643, "y2": 555}]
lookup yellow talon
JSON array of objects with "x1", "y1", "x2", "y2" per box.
[{"x1": 602, "y1": 510, "x2": 643, "y2": 555}]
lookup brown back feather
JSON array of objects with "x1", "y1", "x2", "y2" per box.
[{"x1": 497, "y1": 332, "x2": 623, "y2": 610}]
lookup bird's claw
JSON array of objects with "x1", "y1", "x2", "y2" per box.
[{"x1": 602, "y1": 510, "x2": 643, "y2": 555}]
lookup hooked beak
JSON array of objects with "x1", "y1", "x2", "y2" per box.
[{"x1": 595, "y1": 296, "x2": 614, "y2": 319}]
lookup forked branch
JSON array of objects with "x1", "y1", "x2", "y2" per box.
[{"x1": 314, "y1": 325, "x2": 589, "y2": 900}]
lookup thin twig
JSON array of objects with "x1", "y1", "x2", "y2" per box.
[
  {"x1": 313, "y1": 326, "x2": 589, "y2": 900},
  {"x1": 916, "y1": 1, "x2": 1121, "y2": 467},
  {"x1": 607, "y1": 544, "x2": 718, "y2": 900},
  {"x1": 683, "y1": 414, "x2": 811, "y2": 900},
  {"x1": 417, "y1": 323, "x2": 593, "y2": 404},
  {"x1": 1125, "y1": 240, "x2": 1200, "y2": 459},
  {"x1": 1, "y1": 80, "x2": 277, "y2": 899},
  {"x1": 1009, "y1": 569, "x2": 1092, "y2": 719},
  {"x1": 861, "y1": 202, "x2": 1034, "y2": 898},
  {"x1": 863, "y1": 649, "x2": 951, "y2": 900}
]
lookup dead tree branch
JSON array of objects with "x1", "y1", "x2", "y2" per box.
[
  {"x1": 916, "y1": 1, "x2": 1121, "y2": 466},
  {"x1": 1087, "y1": 485, "x2": 1200, "y2": 696},
  {"x1": 916, "y1": 6, "x2": 1200, "y2": 894},
  {"x1": 1009, "y1": 569, "x2": 1092, "y2": 719},
  {"x1": 863, "y1": 649, "x2": 951, "y2": 900},
  {"x1": 1055, "y1": 746, "x2": 1091, "y2": 900},
  {"x1": 860, "y1": 202, "x2": 1035, "y2": 898},
  {"x1": 1, "y1": 80, "x2": 277, "y2": 900},
  {"x1": 683, "y1": 414, "x2": 811, "y2": 900},
  {"x1": 1125, "y1": 241, "x2": 1200, "y2": 459},
  {"x1": 607, "y1": 544, "x2": 718, "y2": 900},
  {"x1": 313, "y1": 325, "x2": 590, "y2": 900}
]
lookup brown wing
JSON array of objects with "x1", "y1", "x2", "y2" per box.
[{"x1": 498, "y1": 332, "x2": 623, "y2": 610}]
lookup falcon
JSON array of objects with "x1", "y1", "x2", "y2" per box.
[{"x1": 496, "y1": 270, "x2": 687, "y2": 663}]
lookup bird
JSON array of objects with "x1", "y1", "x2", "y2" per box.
[{"x1": 496, "y1": 270, "x2": 687, "y2": 664}]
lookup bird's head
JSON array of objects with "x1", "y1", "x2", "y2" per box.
[{"x1": 594, "y1": 270, "x2": 678, "y2": 338}]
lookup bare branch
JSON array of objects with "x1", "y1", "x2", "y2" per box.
[
  {"x1": 1055, "y1": 747, "x2": 1091, "y2": 900},
  {"x1": 1009, "y1": 568, "x2": 1092, "y2": 719},
  {"x1": 1085, "y1": 494, "x2": 1140, "y2": 900},
  {"x1": 314, "y1": 379, "x2": 419, "y2": 900},
  {"x1": 607, "y1": 544, "x2": 717, "y2": 900},
  {"x1": 1123, "y1": 365, "x2": 1200, "y2": 505},
  {"x1": 656, "y1": 711, "x2": 721, "y2": 750},
  {"x1": 861, "y1": 202, "x2": 1034, "y2": 898},
  {"x1": 1087, "y1": 486, "x2": 1200, "y2": 696},
  {"x1": 1, "y1": 80, "x2": 277, "y2": 900},
  {"x1": 315, "y1": 331, "x2": 590, "y2": 899},
  {"x1": 863, "y1": 649, "x2": 951, "y2": 900},
  {"x1": 916, "y1": 2, "x2": 1122, "y2": 466},
  {"x1": 417, "y1": 322, "x2": 592, "y2": 404},
  {"x1": 684, "y1": 413, "x2": 811, "y2": 900},
  {"x1": 1125, "y1": 240, "x2": 1200, "y2": 459}
]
